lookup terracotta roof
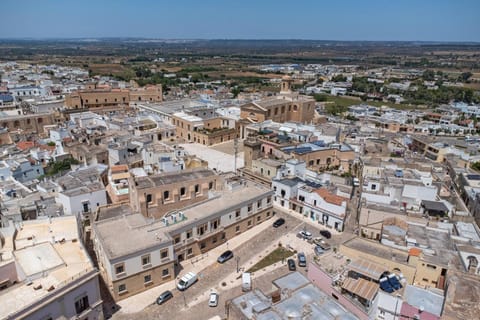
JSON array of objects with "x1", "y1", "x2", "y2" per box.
[
  {"x1": 314, "y1": 188, "x2": 347, "y2": 206},
  {"x1": 16, "y1": 141, "x2": 35, "y2": 150},
  {"x1": 111, "y1": 165, "x2": 129, "y2": 173},
  {"x1": 409, "y1": 247, "x2": 422, "y2": 257},
  {"x1": 341, "y1": 277, "x2": 378, "y2": 302}
]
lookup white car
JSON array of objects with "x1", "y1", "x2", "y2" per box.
[{"x1": 209, "y1": 292, "x2": 219, "y2": 307}]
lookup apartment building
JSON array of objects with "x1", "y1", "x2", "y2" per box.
[
  {"x1": 65, "y1": 83, "x2": 162, "y2": 111},
  {"x1": 55, "y1": 166, "x2": 108, "y2": 217},
  {"x1": 0, "y1": 112, "x2": 56, "y2": 134},
  {"x1": 281, "y1": 142, "x2": 355, "y2": 172},
  {"x1": 172, "y1": 111, "x2": 236, "y2": 146},
  {"x1": 129, "y1": 169, "x2": 220, "y2": 219},
  {"x1": 93, "y1": 178, "x2": 274, "y2": 300},
  {"x1": 0, "y1": 216, "x2": 103, "y2": 320},
  {"x1": 239, "y1": 76, "x2": 315, "y2": 127},
  {"x1": 92, "y1": 205, "x2": 176, "y2": 301}
]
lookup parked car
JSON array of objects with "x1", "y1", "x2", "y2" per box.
[
  {"x1": 242, "y1": 272, "x2": 252, "y2": 292},
  {"x1": 297, "y1": 252, "x2": 307, "y2": 267},
  {"x1": 314, "y1": 245, "x2": 325, "y2": 256},
  {"x1": 217, "y1": 250, "x2": 234, "y2": 264},
  {"x1": 177, "y1": 272, "x2": 198, "y2": 291},
  {"x1": 297, "y1": 230, "x2": 313, "y2": 240},
  {"x1": 287, "y1": 258, "x2": 296, "y2": 271},
  {"x1": 315, "y1": 240, "x2": 331, "y2": 251},
  {"x1": 273, "y1": 218, "x2": 285, "y2": 228},
  {"x1": 156, "y1": 290, "x2": 173, "y2": 305},
  {"x1": 320, "y1": 230, "x2": 332, "y2": 239},
  {"x1": 209, "y1": 292, "x2": 219, "y2": 307}
]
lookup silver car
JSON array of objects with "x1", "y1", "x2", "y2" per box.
[{"x1": 209, "y1": 292, "x2": 219, "y2": 307}]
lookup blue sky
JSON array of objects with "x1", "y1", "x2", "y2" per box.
[{"x1": 1, "y1": 0, "x2": 479, "y2": 41}]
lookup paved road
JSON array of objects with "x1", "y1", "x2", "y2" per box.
[{"x1": 113, "y1": 212, "x2": 302, "y2": 320}]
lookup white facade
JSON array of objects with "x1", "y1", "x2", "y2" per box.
[
  {"x1": 57, "y1": 188, "x2": 107, "y2": 215},
  {"x1": 13, "y1": 272, "x2": 103, "y2": 320},
  {"x1": 296, "y1": 187, "x2": 347, "y2": 231}
]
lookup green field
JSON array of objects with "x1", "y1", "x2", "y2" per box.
[
  {"x1": 324, "y1": 95, "x2": 420, "y2": 110},
  {"x1": 246, "y1": 247, "x2": 294, "y2": 273}
]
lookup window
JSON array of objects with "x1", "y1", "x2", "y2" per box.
[
  {"x1": 221, "y1": 232, "x2": 226, "y2": 240},
  {"x1": 118, "y1": 284, "x2": 127, "y2": 293},
  {"x1": 235, "y1": 210, "x2": 241, "y2": 218},
  {"x1": 142, "y1": 254, "x2": 151, "y2": 266},
  {"x1": 200, "y1": 242, "x2": 206, "y2": 249},
  {"x1": 163, "y1": 190, "x2": 169, "y2": 199},
  {"x1": 247, "y1": 220, "x2": 252, "y2": 226},
  {"x1": 162, "y1": 269, "x2": 169, "y2": 277},
  {"x1": 74, "y1": 295, "x2": 89, "y2": 314},
  {"x1": 267, "y1": 197, "x2": 271, "y2": 204},
  {"x1": 299, "y1": 195, "x2": 305, "y2": 202},
  {"x1": 212, "y1": 236, "x2": 217, "y2": 243},
  {"x1": 180, "y1": 187, "x2": 186, "y2": 196},
  {"x1": 187, "y1": 248, "x2": 193, "y2": 255},
  {"x1": 146, "y1": 194, "x2": 152, "y2": 203},
  {"x1": 236, "y1": 225, "x2": 240, "y2": 233},
  {"x1": 248, "y1": 204, "x2": 252, "y2": 212},
  {"x1": 115, "y1": 264, "x2": 125, "y2": 275},
  {"x1": 174, "y1": 236, "x2": 180, "y2": 244},
  {"x1": 257, "y1": 216, "x2": 261, "y2": 221},
  {"x1": 186, "y1": 230, "x2": 192, "y2": 239},
  {"x1": 161, "y1": 249, "x2": 168, "y2": 259},
  {"x1": 144, "y1": 275, "x2": 152, "y2": 284},
  {"x1": 257, "y1": 200, "x2": 262, "y2": 208},
  {"x1": 195, "y1": 184, "x2": 200, "y2": 194},
  {"x1": 209, "y1": 181, "x2": 214, "y2": 190},
  {"x1": 267, "y1": 211, "x2": 271, "y2": 217}
]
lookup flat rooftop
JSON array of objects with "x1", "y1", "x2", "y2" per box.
[
  {"x1": 94, "y1": 181, "x2": 272, "y2": 260},
  {"x1": 0, "y1": 216, "x2": 94, "y2": 320},
  {"x1": 342, "y1": 237, "x2": 409, "y2": 264},
  {"x1": 442, "y1": 272, "x2": 480, "y2": 320},
  {"x1": 133, "y1": 168, "x2": 216, "y2": 189},
  {"x1": 233, "y1": 272, "x2": 358, "y2": 320}
]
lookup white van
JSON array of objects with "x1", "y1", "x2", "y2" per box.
[
  {"x1": 242, "y1": 272, "x2": 251, "y2": 292},
  {"x1": 177, "y1": 272, "x2": 198, "y2": 291}
]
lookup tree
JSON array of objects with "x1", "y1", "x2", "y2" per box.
[
  {"x1": 472, "y1": 161, "x2": 480, "y2": 172},
  {"x1": 313, "y1": 94, "x2": 328, "y2": 102},
  {"x1": 459, "y1": 72, "x2": 473, "y2": 82},
  {"x1": 422, "y1": 69, "x2": 435, "y2": 81},
  {"x1": 231, "y1": 87, "x2": 241, "y2": 98}
]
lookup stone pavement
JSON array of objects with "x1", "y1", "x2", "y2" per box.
[
  {"x1": 180, "y1": 143, "x2": 244, "y2": 173},
  {"x1": 115, "y1": 215, "x2": 274, "y2": 315},
  {"x1": 185, "y1": 223, "x2": 318, "y2": 308}
]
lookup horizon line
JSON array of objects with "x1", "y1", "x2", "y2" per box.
[{"x1": 0, "y1": 37, "x2": 479, "y2": 44}]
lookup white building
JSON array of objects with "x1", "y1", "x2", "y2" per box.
[
  {"x1": 0, "y1": 216, "x2": 103, "y2": 320},
  {"x1": 55, "y1": 167, "x2": 107, "y2": 216}
]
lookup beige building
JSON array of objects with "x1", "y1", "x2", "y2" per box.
[
  {"x1": 239, "y1": 76, "x2": 315, "y2": 131},
  {"x1": 172, "y1": 111, "x2": 236, "y2": 146},
  {"x1": 129, "y1": 169, "x2": 220, "y2": 219},
  {"x1": 340, "y1": 237, "x2": 417, "y2": 284},
  {"x1": 65, "y1": 83, "x2": 162, "y2": 111},
  {"x1": 0, "y1": 112, "x2": 56, "y2": 135},
  {"x1": 283, "y1": 144, "x2": 355, "y2": 172},
  {"x1": 93, "y1": 177, "x2": 274, "y2": 301},
  {"x1": 92, "y1": 205, "x2": 175, "y2": 301}
]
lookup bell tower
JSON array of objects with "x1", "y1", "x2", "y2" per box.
[{"x1": 280, "y1": 75, "x2": 293, "y2": 94}]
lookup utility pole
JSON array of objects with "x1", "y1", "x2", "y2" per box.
[{"x1": 233, "y1": 137, "x2": 238, "y2": 175}]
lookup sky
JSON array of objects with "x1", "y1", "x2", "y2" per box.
[{"x1": 1, "y1": 0, "x2": 479, "y2": 42}]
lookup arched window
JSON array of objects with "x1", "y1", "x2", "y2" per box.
[{"x1": 293, "y1": 105, "x2": 298, "y2": 111}]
